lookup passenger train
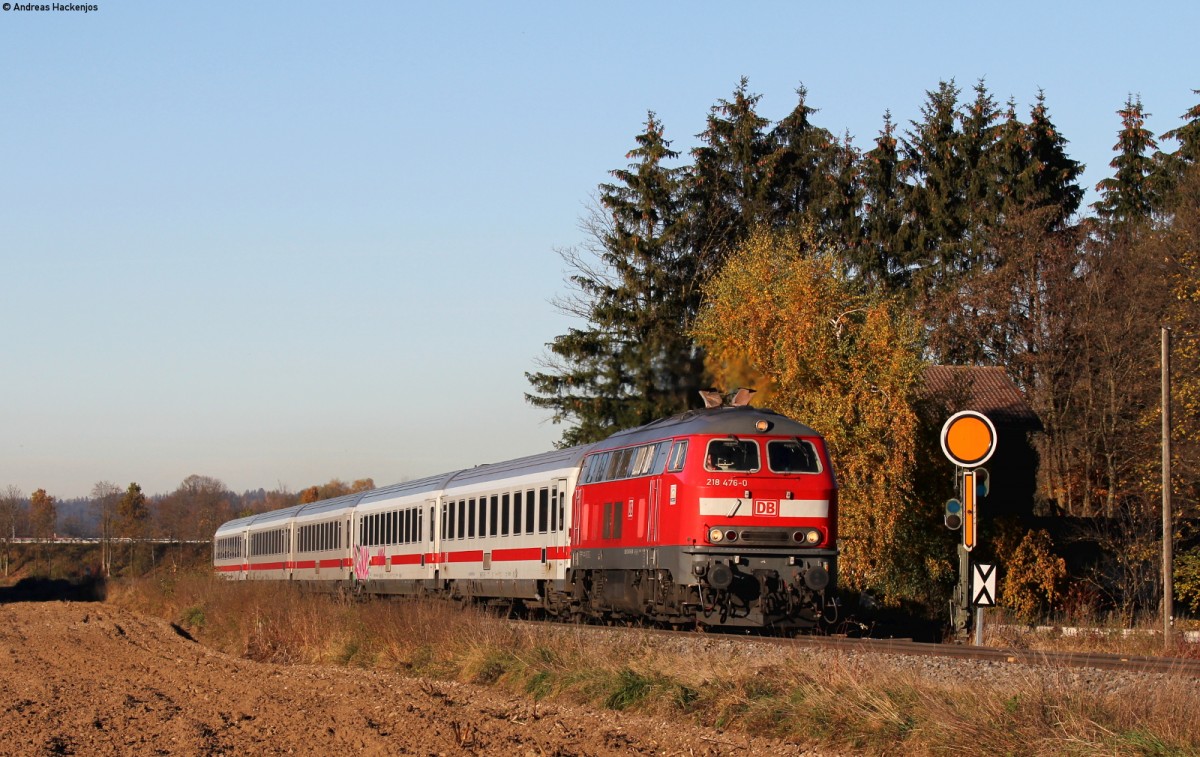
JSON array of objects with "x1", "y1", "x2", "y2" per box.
[{"x1": 214, "y1": 402, "x2": 838, "y2": 629}]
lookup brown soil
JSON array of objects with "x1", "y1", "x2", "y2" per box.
[{"x1": 0, "y1": 601, "x2": 824, "y2": 756}]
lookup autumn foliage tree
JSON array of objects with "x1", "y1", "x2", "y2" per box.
[
  {"x1": 693, "y1": 229, "x2": 944, "y2": 603},
  {"x1": 117, "y1": 482, "x2": 149, "y2": 572}
]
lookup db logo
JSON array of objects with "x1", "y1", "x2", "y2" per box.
[{"x1": 752, "y1": 499, "x2": 779, "y2": 517}]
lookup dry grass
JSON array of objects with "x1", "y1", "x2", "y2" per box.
[{"x1": 109, "y1": 572, "x2": 1200, "y2": 756}]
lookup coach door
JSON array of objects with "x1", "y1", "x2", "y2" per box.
[{"x1": 425, "y1": 498, "x2": 438, "y2": 581}]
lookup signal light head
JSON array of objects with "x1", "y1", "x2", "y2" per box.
[{"x1": 944, "y1": 498, "x2": 963, "y2": 530}]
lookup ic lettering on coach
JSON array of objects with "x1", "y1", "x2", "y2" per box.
[{"x1": 753, "y1": 499, "x2": 779, "y2": 517}]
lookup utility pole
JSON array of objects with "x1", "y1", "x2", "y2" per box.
[{"x1": 1162, "y1": 327, "x2": 1174, "y2": 651}]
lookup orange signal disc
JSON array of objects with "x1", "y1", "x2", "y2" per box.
[{"x1": 940, "y1": 411, "x2": 996, "y2": 467}]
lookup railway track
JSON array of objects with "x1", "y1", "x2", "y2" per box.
[
  {"x1": 515, "y1": 619, "x2": 1200, "y2": 678},
  {"x1": 790, "y1": 634, "x2": 1200, "y2": 677}
]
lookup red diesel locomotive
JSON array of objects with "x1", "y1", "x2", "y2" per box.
[{"x1": 214, "y1": 403, "x2": 837, "y2": 629}]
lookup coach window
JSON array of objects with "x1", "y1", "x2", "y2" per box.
[
  {"x1": 477, "y1": 497, "x2": 486, "y2": 538},
  {"x1": 524, "y1": 489, "x2": 536, "y2": 533},
  {"x1": 457, "y1": 500, "x2": 466, "y2": 540},
  {"x1": 513, "y1": 491, "x2": 523, "y2": 535},
  {"x1": 501, "y1": 494, "x2": 511, "y2": 536},
  {"x1": 467, "y1": 499, "x2": 476, "y2": 538},
  {"x1": 666, "y1": 440, "x2": 689, "y2": 472},
  {"x1": 705, "y1": 439, "x2": 760, "y2": 473},
  {"x1": 489, "y1": 495, "x2": 499, "y2": 537}
]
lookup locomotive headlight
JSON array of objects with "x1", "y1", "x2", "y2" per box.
[
  {"x1": 708, "y1": 527, "x2": 724, "y2": 543},
  {"x1": 805, "y1": 529, "x2": 821, "y2": 545}
]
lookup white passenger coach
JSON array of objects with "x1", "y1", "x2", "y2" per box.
[{"x1": 213, "y1": 446, "x2": 587, "y2": 600}]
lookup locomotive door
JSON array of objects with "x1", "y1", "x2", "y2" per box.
[{"x1": 646, "y1": 479, "x2": 661, "y2": 544}]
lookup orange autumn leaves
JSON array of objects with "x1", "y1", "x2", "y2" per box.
[{"x1": 694, "y1": 229, "x2": 926, "y2": 596}]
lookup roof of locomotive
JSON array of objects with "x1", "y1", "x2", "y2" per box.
[
  {"x1": 214, "y1": 408, "x2": 816, "y2": 535},
  {"x1": 589, "y1": 405, "x2": 820, "y2": 451}
]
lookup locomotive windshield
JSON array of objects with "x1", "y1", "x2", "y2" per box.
[
  {"x1": 767, "y1": 439, "x2": 822, "y2": 473},
  {"x1": 705, "y1": 439, "x2": 760, "y2": 472}
]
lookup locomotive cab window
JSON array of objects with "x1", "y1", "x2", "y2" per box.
[
  {"x1": 767, "y1": 439, "x2": 822, "y2": 474},
  {"x1": 704, "y1": 439, "x2": 760, "y2": 472}
]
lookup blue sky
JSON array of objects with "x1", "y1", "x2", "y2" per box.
[{"x1": 2, "y1": 2, "x2": 1197, "y2": 499}]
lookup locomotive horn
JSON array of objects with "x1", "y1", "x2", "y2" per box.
[{"x1": 731, "y1": 388, "x2": 757, "y2": 407}]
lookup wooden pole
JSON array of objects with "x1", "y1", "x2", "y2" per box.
[{"x1": 1162, "y1": 327, "x2": 1174, "y2": 651}]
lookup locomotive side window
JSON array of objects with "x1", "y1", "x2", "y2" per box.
[
  {"x1": 651, "y1": 442, "x2": 671, "y2": 473},
  {"x1": 604, "y1": 448, "x2": 631, "y2": 480},
  {"x1": 631, "y1": 445, "x2": 653, "y2": 476},
  {"x1": 704, "y1": 439, "x2": 760, "y2": 472},
  {"x1": 583, "y1": 452, "x2": 607, "y2": 483},
  {"x1": 666, "y1": 440, "x2": 688, "y2": 472}
]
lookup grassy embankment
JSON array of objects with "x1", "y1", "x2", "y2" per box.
[{"x1": 106, "y1": 571, "x2": 1200, "y2": 756}]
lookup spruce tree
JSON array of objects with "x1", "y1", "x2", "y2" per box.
[
  {"x1": 764, "y1": 85, "x2": 841, "y2": 233},
  {"x1": 1158, "y1": 90, "x2": 1200, "y2": 198},
  {"x1": 1018, "y1": 91, "x2": 1084, "y2": 229},
  {"x1": 958, "y1": 80, "x2": 1002, "y2": 235},
  {"x1": 688, "y1": 78, "x2": 773, "y2": 276},
  {"x1": 900, "y1": 80, "x2": 968, "y2": 302},
  {"x1": 992, "y1": 98, "x2": 1034, "y2": 220},
  {"x1": 1093, "y1": 95, "x2": 1160, "y2": 234},
  {"x1": 526, "y1": 114, "x2": 704, "y2": 446},
  {"x1": 858, "y1": 112, "x2": 910, "y2": 290}
]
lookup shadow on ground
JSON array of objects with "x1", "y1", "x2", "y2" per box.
[{"x1": 0, "y1": 576, "x2": 106, "y2": 603}]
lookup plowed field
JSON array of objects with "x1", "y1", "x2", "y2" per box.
[{"x1": 0, "y1": 601, "x2": 821, "y2": 756}]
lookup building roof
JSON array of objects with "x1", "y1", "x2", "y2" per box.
[{"x1": 922, "y1": 365, "x2": 1041, "y2": 429}]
